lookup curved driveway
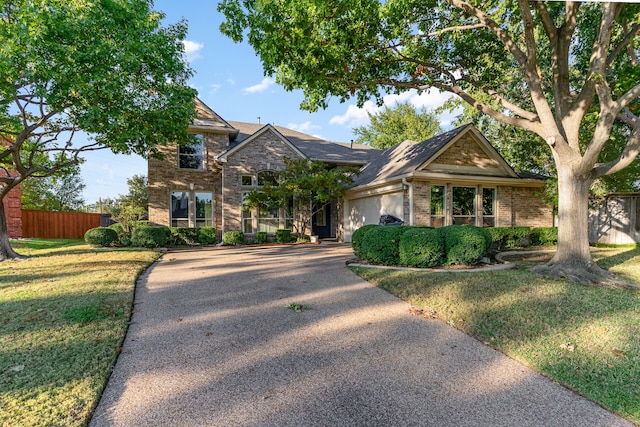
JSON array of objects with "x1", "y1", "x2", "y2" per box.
[{"x1": 90, "y1": 243, "x2": 633, "y2": 427}]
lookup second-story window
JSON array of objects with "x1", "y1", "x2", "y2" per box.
[{"x1": 178, "y1": 134, "x2": 204, "y2": 170}]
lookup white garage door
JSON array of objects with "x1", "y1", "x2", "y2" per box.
[{"x1": 344, "y1": 192, "x2": 404, "y2": 242}]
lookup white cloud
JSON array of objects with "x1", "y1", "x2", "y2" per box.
[
  {"x1": 329, "y1": 89, "x2": 458, "y2": 130},
  {"x1": 243, "y1": 77, "x2": 275, "y2": 94},
  {"x1": 329, "y1": 101, "x2": 378, "y2": 127},
  {"x1": 287, "y1": 121, "x2": 321, "y2": 134},
  {"x1": 227, "y1": 77, "x2": 236, "y2": 85},
  {"x1": 182, "y1": 40, "x2": 204, "y2": 63},
  {"x1": 210, "y1": 83, "x2": 221, "y2": 94}
]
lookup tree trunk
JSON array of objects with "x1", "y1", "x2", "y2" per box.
[
  {"x1": 0, "y1": 197, "x2": 24, "y2": 261},
  {"x1": 532, "y1": 167, "x2": 609, "y2": 284}
]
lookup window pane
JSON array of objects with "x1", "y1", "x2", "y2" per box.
[
  {"x1": 431, "y1": 185, "x2": 445, "y2": 216},
  {"x1": 241, "y1": 175, "x2": 252, "y2": 186},
  {"x1": 453, "y1": 187, "x2": 476, "y2": 216},
  {"x1": 171, "y1": 192, "x2": 189, "y2": 227},
  {"x1": 178, "y1": 136, "x2": 204, "y2": 170},
  {"x1": 483, "y1": 188, "x2": 495, "y2": 216},
  {"x1": 257, "y1": 170, "x2": 278, "y2": 186},
  {"x1": 241, "y1": 192, "x2": 253, "y2": 233},
  {"x1": 195, "y1": 192, "x2": 213, "y2": 227}
]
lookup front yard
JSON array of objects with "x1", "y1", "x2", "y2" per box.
[
  {"x1": 0, "y1": 239, "x2": 159, "y2": 427},
  {"x1": 350, "y1": 245, "x2": 640, "y2": 424}
]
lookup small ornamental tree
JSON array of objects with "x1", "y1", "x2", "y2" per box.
[
  {"x1": 243, "y1": 158, "x2": 358, "y2": 238},
  {"x1": 0, "y1": 0, "x2": 197, "y2": 260}
]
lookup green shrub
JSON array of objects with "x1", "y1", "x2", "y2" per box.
[
  {"x1": 84, "y1": 227, "x2": 118, "y2": 247},
  {"x1": 275, "y1": 229, "x2": 292, "y2": 243},
  {"x1": 223, "y1": 230, "x2": 245, "y2": 246},
  {"x1": 198, "y1": 227, "x2": 217, "y2": 244},
  {"x1": 399, "y1": 227, "x2": 445, "y2": 268},
  {"x1": 487, "y1": 226, "x2": 531, "y2": 251},
  {"x1": 361, "y1": 226, "x2": 408, "y2": 266},
  {"x1": 531, "y1": 227, "x2": 558, "y2": 246},
  {"x1": 442, "y1": 225, "x2": 491, "y2": 265},
  {"x1": 255, "y1": 231, "x2": 268, "y2": 244},
  {"x1": 130, "y1": 226, "x2": 171, "y2": 248},
  {"x1": 170, "y1": 227, "x2": 201, "y2": 246},
  {"x1": 351, "y1": 224, "x2": 380, "y2": 258}
]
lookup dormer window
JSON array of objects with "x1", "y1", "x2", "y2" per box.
[{"x1": 178, "y1": 134, "x2": 204, "y2": 170}]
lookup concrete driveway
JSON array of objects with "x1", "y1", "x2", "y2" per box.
[{"x1": 90, "y1": 243, "x2": 633, "y2": 427}]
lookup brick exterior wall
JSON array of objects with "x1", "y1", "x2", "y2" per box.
[
  {"x1": 222, "y1": 130, "x2": 303, "y2": 234},
  {"x1": 5, "y1": 182, "x2": 22, "y2": 238},
  {"x1": 430, "y1": 134, "x2": 500, "y2": 168},
  {"x1": 401, "y1": 180, "x2": 552, "y2": 229},
  {"x1": 148, "y1": 132, "x2": 226, "y2": 235}
]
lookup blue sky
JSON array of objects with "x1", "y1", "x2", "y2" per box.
[{"x1": 80, "y1": 0, "x2": 460, "y2": 205}]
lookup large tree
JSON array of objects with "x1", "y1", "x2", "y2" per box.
[
  {"x1": 219, "y1": 0, "x2": 640, "y2": 284},
  {"x1": 21, "y1": 164, "x2": 86, "y2": 212},
  {"x1": 0, "y1": 0, "x2": 197, "y2": 260},
  {"x1": 354, "y1": 102, "x2": 442, "y2": 149}
]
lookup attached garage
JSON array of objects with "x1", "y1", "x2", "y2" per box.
[{"x1": 343, "y1": 184, "x2": 404, "y2": 242}]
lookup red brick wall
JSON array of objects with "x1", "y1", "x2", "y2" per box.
[{"x1": 5, "y1": 182, "x2": 22, "y2": 239}]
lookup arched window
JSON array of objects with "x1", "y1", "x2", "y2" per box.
[{"x1": 257, "y1": 170, "x2": 279, "y2": 186}]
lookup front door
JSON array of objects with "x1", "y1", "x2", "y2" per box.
[{"x1": 312, "y1": 203, "x2": 331, "y2": 238}]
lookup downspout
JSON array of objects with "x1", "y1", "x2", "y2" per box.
[{"x1": 402, "y1": 178, "x2": 414, "y2": 226}]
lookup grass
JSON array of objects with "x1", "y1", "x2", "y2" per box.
[
  {"x1": 350, "y1": 246, "x2": 640, "y2": 424},
  {"x1": 1, "y1": 239, "x2": 160, "y2": 427}
]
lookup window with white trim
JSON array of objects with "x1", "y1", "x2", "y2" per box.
[
  {"x1": 171, "y1": 191, "x2": 189, "y2": 227},
  {"x1": 178, "y1": 135, "x2": 204, "y2": 170},
  {"x1": 453, "y1": 186, "x2": 477, "y2": 225},
  {"x1": 430, "y1": 185, "x2": 445, "y2": 227},
  {"x1": 482, "y1": 188, "x2": 496, "y2": 227},
  {"x1": 241, "y1": 192, "x2": 253, "y2": 233},
  {"x1": 195, "y1": 192, "x2": 213, "y2": 227}
]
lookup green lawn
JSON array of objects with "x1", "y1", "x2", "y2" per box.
[
  {"x1": 1, "y1": 239, "x2": 160, "y2": 427},
  {"x1": 351, "y1": 246, "x2": 640, "y2": 424}
]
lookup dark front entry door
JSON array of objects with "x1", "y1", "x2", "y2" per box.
[{"x1": 312, "y1": 203, "x2": 332, "y2": 238}]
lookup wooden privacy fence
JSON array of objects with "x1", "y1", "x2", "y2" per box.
[{"x1": 21, "y1": 210, "x2": 102, "y2": 239}]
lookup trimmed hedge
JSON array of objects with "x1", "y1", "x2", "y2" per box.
[
  {"x1": 198, "y1": 227, "x2": 217, "y2": 244},
  {"x1": 487, "y1": 226, "x2": 531, "y2": 251},
  {"x1": 170, "y1": 227, "x2": 200, "y2": 246},
  {"x1": 255, "y1": 231, "x2": 268, "y2": 244},
  {"x1": 84, "y1": 227, "x2": 118, "y2": 247},
  {"x1": 130, "y1": 226, "x2": 171, "y2": 248},
  {"x1": 275, "y1": 229, "x2": 292, "y2": 243},
  {"x1": 360, "y1": 226, "x2": 408, "y2": 266},
  {"x1": 532, "y1": 227, "x2": 558, "y2": 246},
  {"x1": 223, "y1": 230, "x2": 245, "y2": 246},
  {"x1": 351, "y1": 224, "x2": 380, "y2": 259},
  {"x1": 399, "y1": 227, "x2": 445, "y2": 268},
  {"x1": 441, "y1": 225, "x2": 491, "y2": 265}
]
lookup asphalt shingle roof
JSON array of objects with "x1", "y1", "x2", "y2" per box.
[
  {"x1": 353, "y1": 124, "x2": 472, "y2": 186},
  {"x1": 227, "y1": 121, "x2": 377, "y2": 165}
]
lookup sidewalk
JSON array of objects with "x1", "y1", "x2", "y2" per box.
[{"x1": 90, "y1": 243, "x2": 633, "y2": 426}]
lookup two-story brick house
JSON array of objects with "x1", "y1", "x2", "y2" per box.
[{"x1": 148, "y1": 99, "x2": 553, "y2": 242}]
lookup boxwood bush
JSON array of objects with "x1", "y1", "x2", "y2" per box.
[
  {"x1": 275, "y1": 229, "x2": 292, "y2": 243},
  {"x1": 487, "y1": 226, "x2": 531, "y2": 251},
  {"x1": 84, "y1": 227, "x2": 118, "y2": 247},
  {"x1": 255, "y1": 231, "x2": 268, "y2": 244},
  {"x1": 170, "y1": 227, "x2": 200, "y2": 246},
  {"x1": 198, "y1": 227, "x2": 217, "y2": 244},
  {"x1": 351, "y1": 224, "x2": 380, "y2": 258},
  {"x1": 399, "y1": 227, "x2": 445, "y2": 268},
  {"x1": 360, "y1": 226, "x2": 408, "y2": 266},
  {"x1": 441, "y1": 225, "x2": 492, "y2": 265},
  {"x1": 223, "y1": 230, "x2": 245, "y2": 246},
  {"x1": 130, "y1": 226, "x2": 171, "y2": 248},
  {"x1": 531, "y1": 227, "x2": 558, "y2": 246}
]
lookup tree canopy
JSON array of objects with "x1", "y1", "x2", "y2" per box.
[
  {"x1": 0, "y1": 0, "x2": 197, "y2": 259},
  {"x1": 220, "y1": 0, "x2": 640, "y2": 284},
  {"x1": 353, "y1": 103, "x2": 442, "y2": 149},
  {"x1": 20, "y1": 163, "x2": 85, "y2": 212}
]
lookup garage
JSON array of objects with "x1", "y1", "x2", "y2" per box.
[{"x1": 344, "y1": 190, "x2": 404, "y2": 242}]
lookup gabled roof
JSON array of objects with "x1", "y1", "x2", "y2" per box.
[
  {"x1": 190, "y1": 98, "x2": 238, "y2": 136},
  {"x1": 353, "y1": 123, "x2": 520, "y2": 187},
  {"x1": 218, "y1": 121, "x2": 376, "y2": 165}
]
